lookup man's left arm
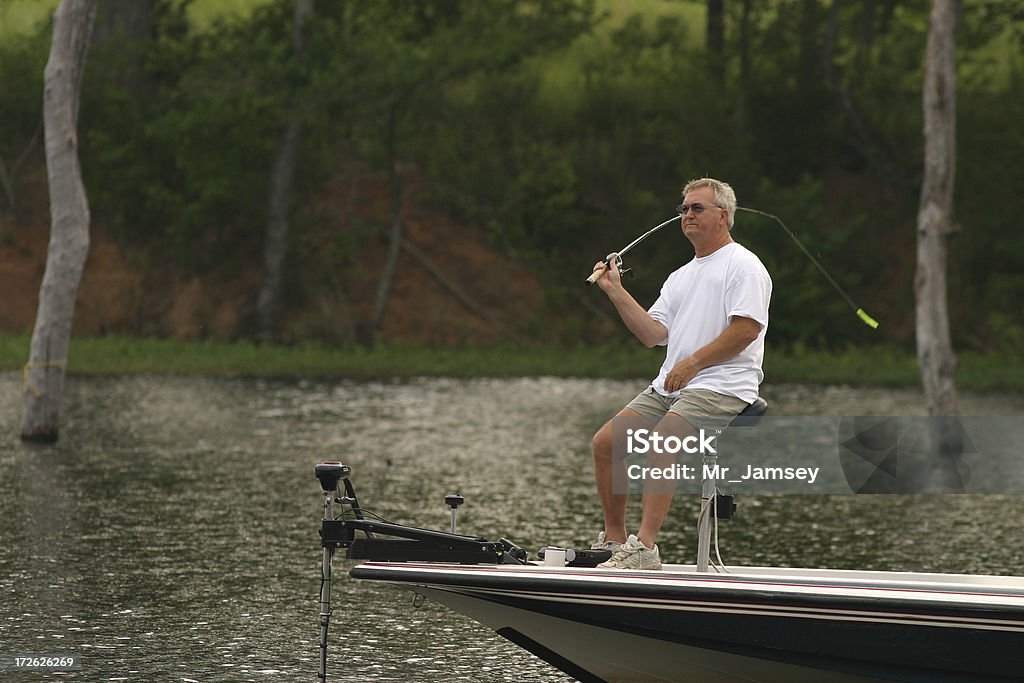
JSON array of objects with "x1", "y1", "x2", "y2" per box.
[{"x1": 662, "y1": 316, "x2": 762, "y2": 393}]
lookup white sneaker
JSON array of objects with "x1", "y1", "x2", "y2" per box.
[
  {"x1": 597, "y1": 534, "x2": 662, "y2": 570},
  {"x1": 591, "y1": 531, "x2": 624, "y2": 552}
]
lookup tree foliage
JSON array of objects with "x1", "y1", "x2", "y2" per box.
[{"x1": 1, "y1": 0, "x2": 1021, "y2": 351}]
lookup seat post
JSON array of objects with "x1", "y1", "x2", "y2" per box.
[
  {"x1": 695, "y1": 397, "x2": 768, "y2": 573},
  {"x1": 695, "y1": 450, "x2": 718, "y2": 573}
]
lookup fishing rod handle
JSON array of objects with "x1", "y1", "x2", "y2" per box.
[{"x1": 585, "y1": 253, "x2": 620, "y2": 286}]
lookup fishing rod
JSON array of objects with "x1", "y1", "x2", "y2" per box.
[
  {"x1": 584, "y1": 214, "x2": 678, "y2": 285},
  {"x1": 586, "y1": 206, "x2": 879, "y2": 330}
]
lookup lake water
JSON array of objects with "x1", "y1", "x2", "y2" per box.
[{"x1": 2, "y1": 375, "x2": 1024, "y2": 681}]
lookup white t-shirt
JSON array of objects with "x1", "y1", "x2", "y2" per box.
[{"x1": 647, "y1": 242, "x2": 771, "y2": 404}]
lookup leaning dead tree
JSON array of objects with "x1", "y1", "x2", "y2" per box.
[
  {"x1": 256, "y1": 0, "x2": 314, "y2": 341},
  {"x1": 20, "y1": 0, "x2": 98, "y2": 443},
  {"x1": 915, "y1": 0, "x2": 960, "y2": 420}
]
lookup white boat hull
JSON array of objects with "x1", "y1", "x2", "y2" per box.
[
  {"x1": 351, "y1": 562, "x2": 1024, "y2": 682},
  {"x1": 423, "y1": 585, "x2": 874, "y2": 682}
]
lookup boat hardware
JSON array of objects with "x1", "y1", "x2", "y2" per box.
[
  {"x1": 696, "y1": 396, "x2": 767, "y2": 572},
  {"x1": 314, "y1": 461, "x2": 347, "y2": 683},
  {"x1": 445, "y1": 493, "x2": 464, "y2": 534},
  {"x1": 537, "y1": 546, "x2": 612, "y2": 567},
  {"x1": 315, "y1": 467, "x2": 528, "y2": 680}
]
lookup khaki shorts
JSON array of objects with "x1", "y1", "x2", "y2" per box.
[{"x1": 626, "y1": 386, "x2": 749, "y2": 430}]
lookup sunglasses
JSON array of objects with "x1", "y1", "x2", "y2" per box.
[{"x1": 676, "y1": 202, "x2": 724, "y2": 215}]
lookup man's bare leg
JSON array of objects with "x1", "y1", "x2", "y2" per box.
[
  {"x1": 592, "y1": 407, "x2": 647, "y2": 544},
  {"x1": 636, "y1": 412, "x2": 697, "y2": 549}
]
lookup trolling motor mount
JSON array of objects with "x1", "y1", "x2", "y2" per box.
[{"x1": 316, "y1": 463, "x2": 525, "y2": 565}]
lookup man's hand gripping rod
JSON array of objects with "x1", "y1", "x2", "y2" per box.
[{"x1": 585, "y1": 214, "x2": 679, "y2": 285}]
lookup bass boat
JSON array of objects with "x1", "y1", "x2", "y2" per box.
[{"x1": 314, "y1": 400, "x2": 1024, "y2": 682}]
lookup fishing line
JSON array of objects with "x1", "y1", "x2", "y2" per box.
[{"x1": 736, "y1": 207, "x2": 878, "y2": 330}]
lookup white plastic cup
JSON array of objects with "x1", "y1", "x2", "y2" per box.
[{"x1": 543, "y1": 547, "x2": 567, "y2": 567}]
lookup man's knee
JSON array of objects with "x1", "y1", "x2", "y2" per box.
[
  {"x1": 656, "y1": 411, "x2": 698, "y2": 438},
  {"x1": 592, "y1": 422, "x2": 614, "y2": 459}
]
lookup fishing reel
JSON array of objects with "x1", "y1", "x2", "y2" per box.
[
  {"x1": 586, "y1": 252, "x2": 634, "y2": 285},
  {"x1": 607, "y1": 252, "x2": 633, "y2": 278}
]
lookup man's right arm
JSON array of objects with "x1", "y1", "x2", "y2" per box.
[{"x1": 592, "y1": 260, "x2": 668, "y2": 348}]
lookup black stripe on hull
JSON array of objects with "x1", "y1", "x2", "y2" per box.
[{"x1": 496, "y1": 627, "x2": 608, "y2": 683}]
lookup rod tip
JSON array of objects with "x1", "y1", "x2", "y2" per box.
[{"x1": 856, "y1": 309, "x2": 879, "y2": 329}]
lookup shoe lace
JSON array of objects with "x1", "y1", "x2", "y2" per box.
[{"x1": 612, "y1": 543, "x2": 642, "y2": 560}]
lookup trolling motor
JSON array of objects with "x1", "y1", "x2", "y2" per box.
[
  {"x1": 315, "y1": 461, "x2": 349, "y2": 493},
  {"x1": 315, "y1": 462, "x2": 352, "y2": 682},
  {"x1": 315, "y1": 461, "x2": 535, "y2": 680}
]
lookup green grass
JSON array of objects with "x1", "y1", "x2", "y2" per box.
[
  {"x1": 0, "y1": 334, "x2": 662, "y2": 378},
  {"x1": 2, "y1": 334, "x2": 1022, "y2": 390}
]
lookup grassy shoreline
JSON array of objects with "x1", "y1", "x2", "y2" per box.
[{"x1": 2, "y1": 334, "x2": 1022, "y2": 390}]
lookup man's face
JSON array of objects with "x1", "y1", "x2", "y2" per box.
[{"x1": 680, "y1": 187, "x2": 727, "y2": 245}]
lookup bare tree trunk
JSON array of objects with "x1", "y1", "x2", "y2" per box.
[
  {"x1": 821, "y1": 0, "x2": 841, "y2": 86},
  {"x1": 916, "y1": 0, "x2": 962, "y2": 490},
  {"x1": 915, "y1": 0, "x2": 960, "y2": 421},
  {"x1": 738, "y1": 0, "x2": 753, "y2": 87},
  {"x1": 797, "y1": 0, "x2": 822, "y2": 91},
  {"x1": 0, "y1": 154, "x2": 14, "y2": 209},
  {"x1": 706, "y1": 0, "x2": 725, "y2": 86},
  {"x1": 734, "y1": 0, "x2": 753, "y2": 143},
  {"x1": 255, "y1": 0, "x2": 313, "y2": 341},
  {"x1": 20, "y1": 0, "x2": 98, "y2": 443},
  {"x1": 401, "y1": 239, "x2": 499, "y2": 326},
  {"x1": 368, "y1": 173, "x2": 403, "y2": 343},
  {"x1": 91, "y1": 0, "x2": 154, "y2": 94},
  {"x1": 363, "y1": 106, "x2": 403, "y2": 346},
  {"x1": 854, "y1": 0, "x2": 877, "y2": 80},
  {"x1": 821, "y1": 0, "x2": 909, "y2": 195},
  {"x1": 92, "y1": 0, "x2": 153, "y2": 47}
]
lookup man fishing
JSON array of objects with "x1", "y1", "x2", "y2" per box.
[{"x1": 588, "y1": 177, "x2": 772, "y2": 570}]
